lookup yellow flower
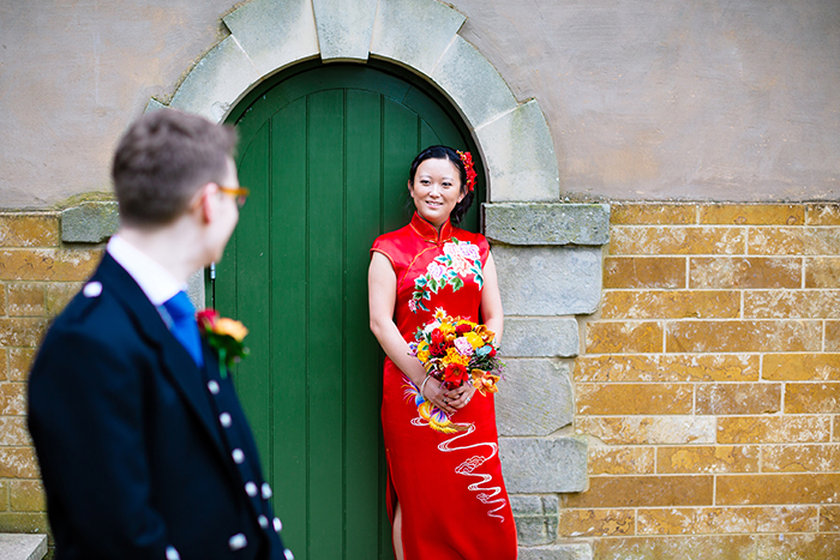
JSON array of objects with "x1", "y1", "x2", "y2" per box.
[
  {"x1": 445, "y1": 347, "x2": 469, "y2": 367},
  {"x1": 214, "y1": 317, "x2": 249, "y2": 342},
  {"x1": 464, "y1": 331, "x2": 484, "y2": 349},
  {"x1": 439, "y1": 322, "x2": 455, "y2": 336},
  {"x1": 417, "y1": 349, "x2": 430, "y2": 363}
]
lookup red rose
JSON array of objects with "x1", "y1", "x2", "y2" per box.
[
  {"x1": 488, "y1": 346, "x2": 496, "y2": 358},
  {"x1": 431, "y1": 329, "x2": 445, "y2": 345},
  {"x1": 443, "y1": 363, "x2": 468, "y2": 387},
  {"x1": 196, "y1": 309, "x2": 219, "y2": 330},
  {"x1": 430, "y1": 342, "x2": 446, "y2": 357},
  {"x1": 455, "y1": 323, "x2": 471, "y2": 334}
]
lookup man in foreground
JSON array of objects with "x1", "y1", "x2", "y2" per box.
[{"x1": 28, "y1": 109, "x2": 292, "y2": 560}]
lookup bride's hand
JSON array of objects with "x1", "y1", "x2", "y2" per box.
[
  {"x1": 445, "y1": 382, "x2": 476, "y2": 410},
  {"x1": 422, "y1": 377, "x2": 456, "y2": 414}
]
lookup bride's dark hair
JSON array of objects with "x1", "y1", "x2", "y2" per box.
[{"x1": 408, "y1": 145, "x2": 475, "y2": 225}]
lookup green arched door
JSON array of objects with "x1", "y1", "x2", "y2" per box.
[{"x1": 213, "y1": 64, "x2": 481, "y2": 559}]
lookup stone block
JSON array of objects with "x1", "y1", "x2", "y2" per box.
[
  {"x1": 806, "y1": 203, "x2": 840, "y2": 225},
  {"x1": 717, "y1": 416, "x2": 830, "y2": 444},
  {"x1": 744, "y1": 289, "x2": 840, "y2": 319},
  {"x1": 224, "y1": 0, "x2": 319, "y2": 75},
  {"x1": 695, "y1": 383, "x2": 782, "y2": 415},
  {"x1": 518, "y1": 543, "x2": 593, "y2": 560},
  {"x1": 503, "y1": 317, "x2": 579, "y2": 358},
  {"x1": 6, "y1": 284, "x2": 45, "y2": 317},
  {"x1": 603, "y1": 256, "x2": 686, "y2": 289},
  {"x1": 716, "y1": 473, "x2": 840, "y2": 505},
  {"x1": 430, "y1": 35, "x2": 517, "y2": 130},
  {"x1": 689, "y1": 257, "x2": 802, "y2": 289},
  {"x1": 0, "y1": 383, "x2": 26, "y2": 415},
  {"x1": 563, "y1": 474, "x2": 713, "y2": 508},
  {"x1": 169, "y1": 36, "x2": 261, "y2": 122},
  {"x1": 636, "y1": 505, "x2": 817, "y2": 535},
  {"x1": 610, "y1": 203, "x2": 696, "y2": 225},
  {"x1": 657, "y1": 445, "x2": 760, "y2": 474},
  {"x1": 822, "y1": 505, "x2": 840, "y2": 531},
  {"x1": 748, "y1": 226, "x2": 840, "y2": 256},
  {"x1": 576, "y1": 383, "x2": 692, "y2": 415},
  {"x1": 785, "y1": 382, "x2": 840, "y2": 414},
  {"x1": 60, "y1": 201, "x2": 118, "y2": 243},
  {"x1": 496, "y1": 359, "x2": 573, "y2": 436},
  {"x1": 144, "y1": 98, "x2": 165, "y2": 113},
  {"x1": 762, "y1": 444, "x2": 840, "y2": 473},
  {"x1": 576, "y1": 416, "x2": 716, "y2": 445},
  {"x1": 575, "y1": 354, "x2": 760, "y2": 383},
  {"x1": 499, "y1": 436, "x2": 587, "y2": 493},
  {"x1": 762, "y1": 354, "x2": 840, "y2": 381},
  {"x1": 828, "y1": 321, "x2": 840, "y2": 352},
  {"x1": 8, "y1": 349, "x2": 35, "y2": 383},
  {"x1": 0, "y1": 319, "x2": 47, "y2": 348},
  {"x1": 0, "y1": 417, "x2": 30, "y2": 446},
  {"x1": 475, "y1": 101, "x2": 559, "y2": 202},
  {"x1": 601, "y1": 290, "x2": 740, "y2": 320},
  {"x1": 493, "y1": 245, "x2": 601, "y2": 316},
  {"x1": 584, "y1": 321, "x2": 663, "y2": 354},
  {"x1": 610, "y1": 225, "x2": 745, "y2": 255},
  {"x1": 9, "y1": 481, "x2": 45, "y2": 512},
  {"x1": 484, "y1": 203, "x2": 609, "y2": 246},
  {"x1": 0, "y1": 448, "x2": 39, "y2": 479},
  {"x1": 509, "y1": 494, "x2": 558, "y2": 546},
  {"x1": 666, "y1": 319, "x2": 822, "y2": 353},
  {"x1": 370, "y1": 0, "x2": 464, "y2": 76},
  {"x1": 0, "y1": 215, "x2": 59, "y2": 248},
  {"x1": 699, "y1": 204, "x2": 804, "y2": 225},
  {"x1": 588, "y1": 446, "x2": 655, "y2": 475},
  {"x1": 805, "y1": 256, "x2": 840, "y2": 288},
  {"x1": 0, "y1": 249, "x2": 100, "y2": 282},
  {"x1": 312, "y1": 0, "x2": 377, "y2": 61},
  {"x1": 0, "y1": 533, "x2": 47, "y2": 560},
  {"x1": 556, "y1": 508, "x2": 635, "y2": 537}
]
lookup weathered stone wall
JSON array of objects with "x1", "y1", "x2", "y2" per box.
[{"x1": 562, "y1": 202, "x2": 840, "y2": 559}]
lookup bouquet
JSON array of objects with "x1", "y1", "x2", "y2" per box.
[{"x1": 409, "y1": 309, "x2": 502, "y2": 424}]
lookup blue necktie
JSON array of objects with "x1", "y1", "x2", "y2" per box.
[{"x1": 161, "y1": 291, "x2": 204, "y2": 367}]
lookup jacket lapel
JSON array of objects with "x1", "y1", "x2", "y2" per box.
[{"x1": 94, "y1": 254, "x2": 229, "y2": 462}]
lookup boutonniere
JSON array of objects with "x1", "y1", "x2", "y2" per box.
[{"x1": 196, "y1": 309, "x2": 249, "y2": 379}]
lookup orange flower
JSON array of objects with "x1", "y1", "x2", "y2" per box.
[{"x1": 214, "y1": 317, "x2": 249, "y2": 342}]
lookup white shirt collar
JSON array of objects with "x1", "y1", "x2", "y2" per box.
[{"x1": 107, "y1": 234, "x2": 184, "y2": 306}]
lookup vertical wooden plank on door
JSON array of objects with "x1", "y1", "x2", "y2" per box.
[
  {"x1": 382, "y1": 100, "x2": 420, "y2": 234},
  {"x1": 307, "y1": 88, "x2": 345, "y2": 559},
  {"x1": 343, "y1": 88, "x2": 385, "y2": 558},
  {"x1": 232, "y1": 123, "x2": 272, "y2": 466},
  {"x1": 269, "y1": 98, "x2": 309, "y2": 556}
]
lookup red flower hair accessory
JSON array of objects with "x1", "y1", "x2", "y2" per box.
[{"x1": 456, "y1": 150, "x2": 477, "y2": 193}]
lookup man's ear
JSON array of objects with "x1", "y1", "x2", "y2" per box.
[{"x1": 191, "y1": 183, "x2": 215, "y2": 224}]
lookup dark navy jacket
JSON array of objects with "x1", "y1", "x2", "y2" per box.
[{"x1": 28, "y1": 254, "x2": 291, "y2": 560}]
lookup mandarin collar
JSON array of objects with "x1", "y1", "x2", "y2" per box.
[{"x1": 409, "y1": 212, "x2": 454, "y2": 244}]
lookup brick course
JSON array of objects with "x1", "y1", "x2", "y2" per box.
[{"x1": 570, "y1": 203, "x2": 840, "y2": 558}]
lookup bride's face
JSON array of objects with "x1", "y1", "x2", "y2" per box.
[{"x1": 408, "y1": 158, "x2": 465, "y2": 229}]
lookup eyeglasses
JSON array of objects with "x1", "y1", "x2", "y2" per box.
[{"x1": 218, "y1": 185, "x2": 250, "y2": 208}]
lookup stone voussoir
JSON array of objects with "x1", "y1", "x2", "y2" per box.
[
  {"x1": 370, "y1": 0, "x2": 465, "y2": 77},
  {"x1": 224, "y1": 0, "x2": 320, "y2": 75},
  {"x1": 312, "y1": 0, "x2": 378, "y2": 61},
  {"x1": 484, "y1": 203, "x2": 610, "y2": 246}
]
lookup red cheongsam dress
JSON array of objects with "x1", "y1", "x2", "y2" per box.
[{"x1": 371, "y1": 212, "x2": 518, "y2": 560}]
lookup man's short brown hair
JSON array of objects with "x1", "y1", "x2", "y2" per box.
[{"x1": 112, "y1": 109, "x2": 238, "y2": 227}]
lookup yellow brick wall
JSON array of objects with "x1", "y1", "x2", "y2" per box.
[
  {"x1": 0, "y1": 213, "x2": 99, "y2": 538},
  {"x1": 570, "y1": 203, "x2": 840, "y2": 559},
  {"x1": 2, "y1": 205, "x2": 838, "y2": 559}
]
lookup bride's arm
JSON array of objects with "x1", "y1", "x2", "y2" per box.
[
  {"x1": 368, "y1": 252, "x2": 455, "y2": 414},
  {"x1": 480, "y1": 251, "x2": 504, "y2": 345}
]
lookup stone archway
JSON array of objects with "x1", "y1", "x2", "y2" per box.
[
  {"x1": 140, "y1": 1, "x2": 608, "y2": 556},
  {"x1": 150, "y1": 0, "x2": 559, "y2": 204}
]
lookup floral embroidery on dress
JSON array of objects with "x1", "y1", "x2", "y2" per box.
[{"x1": 409, "y1": 238, "x2": 484, "y2": 313}]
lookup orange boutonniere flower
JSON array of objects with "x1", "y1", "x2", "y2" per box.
[{"x1": 196, "y1": 309, "x2": 249, "y2": 378}]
